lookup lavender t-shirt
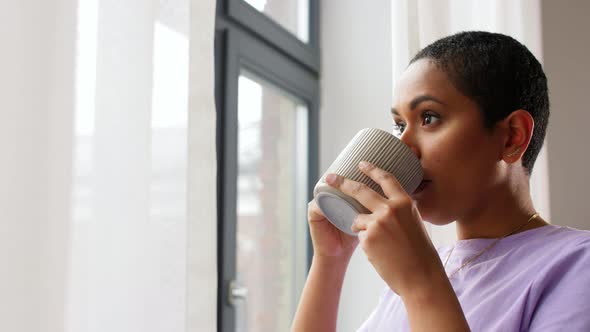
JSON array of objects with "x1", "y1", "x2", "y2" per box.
[{"x1": 358, "y1": 225, "x2": 590, "y2": 331}]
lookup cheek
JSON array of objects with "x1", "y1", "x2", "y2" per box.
[
  {"x1": 425, "y1": 132, "x2": 468, "y2": 171},
  {"x1": 418, "y1": 138, "x2": 490, "y2": 223},
  {"x1": 425, "y1": 128, "x2": 497, "y2": 196}
]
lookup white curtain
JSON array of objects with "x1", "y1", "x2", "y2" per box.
[
  {"x1": 0, "y1": 0, "x2": 217, "y2": 331},
  {"x1": 187, "y1": 0, "x2": 217, "y2": 331},
  {"x1": 391, "y1": 0, "x2": 550, "y2": 247}
]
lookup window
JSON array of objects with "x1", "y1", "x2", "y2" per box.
[
  {"x1": 215, "y1": 1, "x2": 319, "y2": 331},
  {"x1": 242, "y1": 0, "x2": 310, "y2": 42}
]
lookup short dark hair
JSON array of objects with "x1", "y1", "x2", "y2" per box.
[{"x1": 410, "y1": 31, "x2": 549, "y2": 175}]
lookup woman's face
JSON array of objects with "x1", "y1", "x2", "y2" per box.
[{"x1": 392, "y1": 59, "x2": 505, "y2": 224}]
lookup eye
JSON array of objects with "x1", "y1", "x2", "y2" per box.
[
  {"x1": 422, "y1": 112, "x2": 441, "y2": 126},
  {"x1": 392, "y1": 121, "x2": 406, "y2": 136}
]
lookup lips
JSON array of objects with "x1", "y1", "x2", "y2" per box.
[{"x1": 412, "y1": 180, "x2": 431, "y2": 195}]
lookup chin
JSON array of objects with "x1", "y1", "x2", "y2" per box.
[
  {"x1": 414, "y1": 202, "x2": 455, "y2": 225},
  {"x1": 424, "y1": 217, "x2": 455, "y2": 226}
]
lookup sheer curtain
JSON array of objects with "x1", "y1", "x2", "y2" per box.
[
  {"x1": 392, "y1": 0, "x2": 550, "y2": 247},
  {"x1": 187, "y1": 0, "x2": 217, "y2": 331},
  {"x1": 0, "y1": 0, "x2": 216, "y2": 331}
]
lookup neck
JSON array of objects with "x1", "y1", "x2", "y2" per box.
[{"x1": 455, "y1": 175, "x2": 548, "y2": 240}]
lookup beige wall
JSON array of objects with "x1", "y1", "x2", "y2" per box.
[{"x1": 542, "y1": 0, "x2": 590, "y2": 230}]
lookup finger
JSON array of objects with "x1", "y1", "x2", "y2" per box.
[
  {"x1": 357, "y1": 229, "x2": 367, "y2": 243},
  {"x1": 325, "y1": 173, "x2": 385, "y2": 212},
  {"x1": 308, "y1": 199, "x2": 327, "y2": 222},
  {"x1": 351, "y1": 214, "x2": 371, "y2": 233},
  {"x1": 358, "y1": 161, "x2": 405, "y2": 198}
]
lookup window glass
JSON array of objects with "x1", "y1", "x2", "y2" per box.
[
  {"x1": 235, "y1": 71, "x2": 309, "y2": 331},
  {"x1": 243, "y1": 0, "x2": 309, "y2": 42}
]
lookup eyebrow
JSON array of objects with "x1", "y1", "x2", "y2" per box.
[{"x1": 390, "y1": 95, "x2": 446, "y2": 116}]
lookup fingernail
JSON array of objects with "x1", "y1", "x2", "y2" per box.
[
  {"x1": 359, "y1": 161, "x2": 371, "y2": 170},
  {"x1": 325, "y1": 173, "x2": 338, "y2": 185}
]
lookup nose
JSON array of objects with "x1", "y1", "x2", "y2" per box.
[{"x1": 400, "y1": 132, "x2": 421, "y2": 159}]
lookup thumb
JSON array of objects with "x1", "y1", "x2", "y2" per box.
[{"x1": 308, "y1": 200, "x2": 327, "y2": 222}]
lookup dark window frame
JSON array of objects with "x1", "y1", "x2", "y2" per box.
[
  {"x1": 215, "y1": 1, "x2": 320, "y2": 331},
  {"x1": 225, "y1": 0, "x2": 320, "y2": 72}
]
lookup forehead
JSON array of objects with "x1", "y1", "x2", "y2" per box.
[{"x1": 393, "y1": 59, "x2": 463, "y2": 107}]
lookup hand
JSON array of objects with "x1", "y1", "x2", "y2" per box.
[
  {"x1": 324, "y1": 161, "x2": 444, "y2": 297},
  {"x1": 307, "y1": 199, "x2": 359, "y2": 260}
]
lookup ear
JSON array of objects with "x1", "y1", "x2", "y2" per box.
[{"x1": 500, "y1": 110, "x2": 535, "y2": 163}]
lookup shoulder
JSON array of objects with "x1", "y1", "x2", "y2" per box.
[
  {"x1": 529, "y1": 224, "x2": 590, "y2": 255},
  {"x1": 518, "y1": 225, "x2": 590, "y2": 305},
  {"x1": 542, "y1": 224, "x2": 590, "y2": 241},
  {"x1": 522, "y1": 225, "x2": 590, "y2": 273},
  {"x1": 525, "y1": 225, "x2": 590, "y2": 330}
]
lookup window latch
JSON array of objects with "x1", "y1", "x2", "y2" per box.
[{"x1": 228, "y1": 280, "x2": 248, "y2": 305}]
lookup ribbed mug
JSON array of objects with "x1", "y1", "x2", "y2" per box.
[{"x1": 313, "y1": 128, "x2": 423, "y2": 236}]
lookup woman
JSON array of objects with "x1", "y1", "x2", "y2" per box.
[{"x1": 291, "y1": 31, "x2": 590, "y2": 331}]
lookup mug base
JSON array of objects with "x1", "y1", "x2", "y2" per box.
[{"x1": 315, "y1": 184, "x2": 370, "y2": 236}]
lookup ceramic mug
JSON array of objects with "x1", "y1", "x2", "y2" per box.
[{"x1": 313, "y1": 128, "x2": 423, "y2": 236}]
